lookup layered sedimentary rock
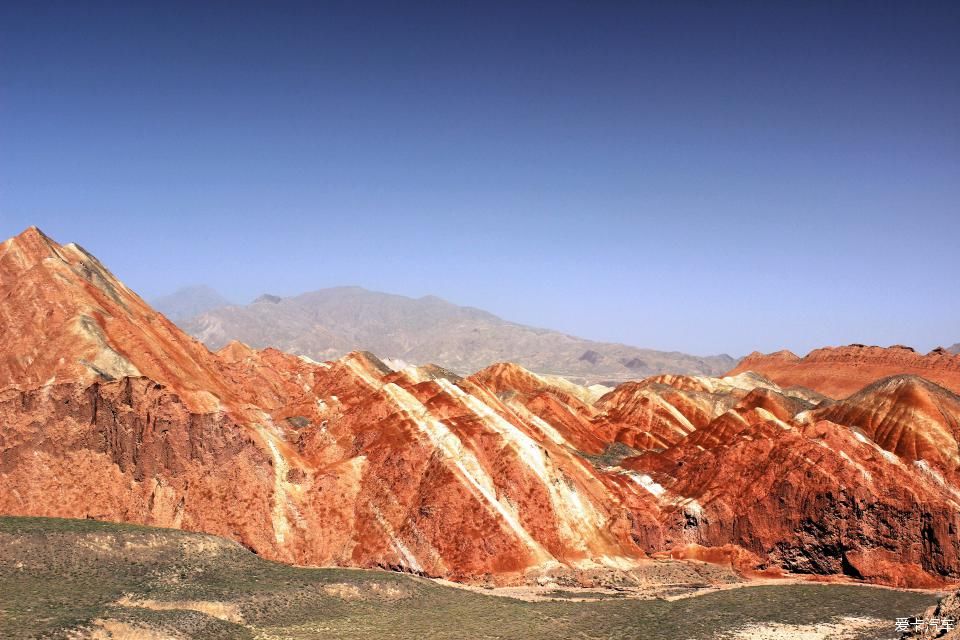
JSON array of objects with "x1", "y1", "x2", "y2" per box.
[
  {"x1": 608, "y1": 373, "x2": 960, "y2": 587},
  {"x1": 726, "y1": 345, "x2": 960, "y2": 398},
  {"x1": 811, "y1": 376, "x2": 960, "y2": 481},
  {"x1": 2, "y1": 227, "x2": 960, "y2": 590},
  {"x1": 468, "y1": 363, "x2": 960, "y2": 587},
  {"x1": 0, "y1": 228, "x2": 656, "y2": 583}
]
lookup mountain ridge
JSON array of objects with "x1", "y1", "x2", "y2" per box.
[
  {"x1": 726, "y1": 344, "x2": 960, "y2": 398},
  {"x1": 179, "y1": 285, "x2": 736, "y2": 384}
]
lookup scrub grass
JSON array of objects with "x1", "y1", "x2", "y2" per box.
[{"x1": 0, "y1": 516, "x2": 938, "y2": 639}]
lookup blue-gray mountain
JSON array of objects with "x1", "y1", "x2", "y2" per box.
[
  {"x1": 152, "y1": 285, "x2": 233, "y2": 322},
  {"x1": 174, "y1": 286, "x2": 736, "y2": 384}
]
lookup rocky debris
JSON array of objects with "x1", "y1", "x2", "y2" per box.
[{"x1": 901, "y1": 591, "x2": 960, "y2": 638}]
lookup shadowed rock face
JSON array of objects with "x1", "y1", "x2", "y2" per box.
[
  {"x1": 2, "y1": 226, "x2": 960, "y2": 590},
  {"x1": 0, "y1": 378, "x2": 277, "y2": 554},
  {"x1": 726, "y1": 345, "x2": 960, "y2": 398}
]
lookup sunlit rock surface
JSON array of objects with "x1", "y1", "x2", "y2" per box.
[
  {"x1": 1, "y1": 227, "x2": 959, "y2": 590},
  {"x1": 727, "y1": 345, "x2": 960, "y2": 398}
]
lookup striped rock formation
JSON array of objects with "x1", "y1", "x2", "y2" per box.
[
  {"x1": 2, "y1": 227, "x2": 959, "y2": 590},
  {"x1": 0, "y1": 227, "x2": 656, "y2": 584},
  {"x1": 726, "y1": 345, "x2": 960, "y2": 398}
]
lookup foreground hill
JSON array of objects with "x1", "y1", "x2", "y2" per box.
[
  {"x1": 2, "y1": 227, "x2": 960, "y2": 593},
  {"x1": 1, "y1": 516, "x2": 937, "y2": 640},
  {"x1": 180, "y1": 285, "x2": 736, "y2": 384},
  {"x1": 726, "y1": 344, "x2": 960, "y2": 398}
]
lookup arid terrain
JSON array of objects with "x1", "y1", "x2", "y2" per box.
[
  {"x1": 0, "y1": 516, "x2": 943, "y2": 640},
  {"x1": 4, "y1": 0, "x2": 957, "y2": 636},
  {"x1": 2, "y1": 227, "x2": 960, "y2": 638}
]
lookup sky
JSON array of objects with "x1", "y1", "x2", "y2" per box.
[{"x1": 1, "y1": 1, "x2": 958, "y2": 357}]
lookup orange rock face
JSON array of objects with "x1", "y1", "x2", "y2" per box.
[
  {"x1": 618, "y1": 377, "x2": 960, "y2": 588},
  {"x1": 2, "y1": 226, "x2": 960, "y2": 590},
  {"x1": 0, "y1": 228, "x2": 655, "y2": 583},
  {"x1": 727, "y1": 345, "x2": 960, "y2": 398}
]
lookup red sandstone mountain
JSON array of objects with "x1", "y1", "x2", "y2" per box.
[
  {"x1": 811, "y1": 375, "x2": 960, "y2": 481},
  {"x1": 619, "y1": 374, "x2": 960, "y2": 587},
  {"x1": 464, "y1": 366, "x2": 960, "y2": 587},
  {"x1": 726, "y1": 344, "x2": 960, "y2": 398},
  {"x1": 2, "y1": 227, "x2": 960, "y2": 590},
  {"x1": 0, "y1": 228, "x2": 654, "y2": 582}
]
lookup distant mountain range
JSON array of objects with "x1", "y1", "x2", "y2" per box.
[
  {"x1": 165, "y1": 286, "x2": 736, "y2": 384},
  {"x1": 152, "y1": 285, "x2": 233, "y2": 322},
  {"x1": 950, "y1": 343, "x2": 960, "y2": 354}
]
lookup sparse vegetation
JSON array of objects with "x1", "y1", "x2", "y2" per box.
[
  {"x1": 0, "y1": 516, "x2": 939, "y2": 639},
  {"x1": 580, "y1": 441, "x2": 644, "y2": 468}
]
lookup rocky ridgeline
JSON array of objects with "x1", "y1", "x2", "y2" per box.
[{"x1": 1, "y1": 226, "x2": 959, "y2": 590}]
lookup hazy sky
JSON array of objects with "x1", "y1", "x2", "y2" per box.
[{"x1": 2, "y1": 1, "x2": 958, "y2": 356}]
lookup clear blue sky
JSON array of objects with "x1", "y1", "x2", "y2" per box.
[{"x1": 1, "y1": 1, "x2": 958, "y2": 356}]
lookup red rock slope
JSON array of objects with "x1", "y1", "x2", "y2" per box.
[
  {"x1": 726, "y1": 345, "x2": 960, "y2": 398},
  {"x1": 617, "y1": 374, "x2": 960, "y2": 587},
  {"x1": 0, "y1": 227, "x2": 656, "y2": 584},
  {"x1": 2, "y1": 227, "x2": 960, "y2": 590}
]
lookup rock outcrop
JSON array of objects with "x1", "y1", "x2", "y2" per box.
[{"x1": 903, "y1": 591, "x2": 960, "y2": 638}]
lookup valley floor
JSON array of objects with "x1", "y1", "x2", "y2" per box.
[{"x1": 0, "y1": 517, "x2": 941, "y2": 640}]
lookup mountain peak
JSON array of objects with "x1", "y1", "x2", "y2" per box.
[
  {"x1": 469, "y1": 362, "x2": 546, "y2": 395},
  {"x1": 15, "y1": 225, "x2": 48, "y2": 241},
  {"x1": 813, "y1": 373, "x2": 960, "y2": 470},
  {"x1": 0, "y1": 228, "x2": 233, "y2": 412},
  {"x1": 0, "y1": 225, "x2": 62, "y2": 265}
]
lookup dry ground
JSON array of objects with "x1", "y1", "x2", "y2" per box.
[{"x1": 0, "y1": 516, "x2": 941, "y2": 639}]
